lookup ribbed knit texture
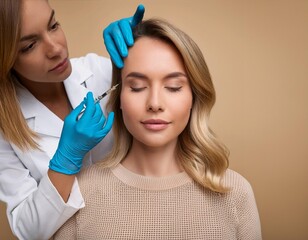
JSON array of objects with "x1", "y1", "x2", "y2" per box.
[{"x1": 53, "y1": 164, "x2": 262, "y2": 239}]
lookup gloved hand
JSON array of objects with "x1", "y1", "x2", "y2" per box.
[
  {"x1": 49, "y1": 92, "x2": 114, "y2": 175},
  {"x1": 103, "y1": 4, "x2": 145, "y2": 68}
]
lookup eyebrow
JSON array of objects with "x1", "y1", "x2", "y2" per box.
[
  {"x1": 125, "y1": 72, "x2": 148, "y2": 80},
  {"x1": 20, "y1": 9, "x2": 55, "y2": 42},
  {"x1": 125, "y1": 72, "x2": 188, "y2": 81},
  {"x1": 164, "y1": 72, "x2": 188, "y2": 80}
]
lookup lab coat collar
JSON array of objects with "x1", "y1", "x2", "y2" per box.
[
  {"x1": 63, "y1": 61, "x2": 92, "y2": 109},
  {"x1": 15, "y1": 63, "x2": 93, "y2": 138}
]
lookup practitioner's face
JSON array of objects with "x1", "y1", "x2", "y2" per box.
[
  {"x1": 120, "y1": 37, "x2": 193, "y2": 148},
  {"x1": 13, "y1": 0, "x2": 71, "y2": 83}
]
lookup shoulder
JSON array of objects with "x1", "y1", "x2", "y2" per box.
[
  {"x1": 223, "y1": 169, "x2": 253, "y2": 192},
  {"x1": 222, "y1": 169, "x2": 259, "y2": 213},
  {"x1": 76, "y1": 164, "x2": 113, "y2": 191},
  {"x1": 222, "y1": 169, "x2": 257, "y2": 205},
  {"x1": 222, "y1": 170, "x2": 262, "y2": 238},
  {"x1": 78, "y1": 163, "x2": 111, "y2": 179}
]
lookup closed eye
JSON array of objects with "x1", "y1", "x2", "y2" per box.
[
  {"x1": 130, "y1": 87, "x2": 147, "y2": 92},
  {"x1": 166, "y1": 86, "x2": 182, "y2": 92}
]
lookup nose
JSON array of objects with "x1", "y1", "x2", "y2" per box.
[
  {"x1": 146, "y1": 87, "x2": 164, "y2": 112},
  {"x1": 44, "y1": 35, "x2": 61, "y2": 59}
]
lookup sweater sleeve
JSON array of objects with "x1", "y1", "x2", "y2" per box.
[{"x1": 234, "y1": 175, "x2": 262, "y2": 240}]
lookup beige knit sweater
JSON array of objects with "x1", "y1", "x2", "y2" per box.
[{"x1": 53, "y1": 164, "x2": 262, "y2": 239}]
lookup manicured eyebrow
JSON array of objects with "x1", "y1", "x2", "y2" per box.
[
  {"x1": 47, "y1": 9, "x2": 55, "y2": 28},
  {"x1": 124, "y1": 72, "x2": 187, "y2": 81},
  {"x1": 20, "y1": 9, "x2": 55, "y2": 42},
  {"x1": 20, "y1": 34, "x2": 37, "y2": 42},
  {"x1": 163, "y1": 72, "x2": 188, "y2": 80},
  {"x1": 125, "y1": 72, "x2": 149, "y2": 80}
]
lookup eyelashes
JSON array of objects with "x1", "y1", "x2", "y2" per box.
[
  {"x1": 19, "y1": 22, "x2": 61, "y2": 54},
  {"x1": 130, "y1": 87, "x2": 146, "y2": 92},
  {"x1": 130, "y1": 86, "x2": 182, "y2": 92},
  {"x1": 166, "y1": 86, "x2": 182, "y2": 92},
  {"x1": 50, "y1": 21, "x2": 60, "y2": 31},
  {"x1": 20, "y1": 43, "x2": 36, "y2": 53}
]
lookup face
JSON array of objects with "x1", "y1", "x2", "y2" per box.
[
  {"x1": 13, "y1": 0, "x2": 71, "y2": 83},
  {"x1": 120, "y1": 37, "x2": 193, "y2": 148}
]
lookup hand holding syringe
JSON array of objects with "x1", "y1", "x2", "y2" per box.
[{"x1": 78, "y1": 84, "x2": 119, "y2": 119}]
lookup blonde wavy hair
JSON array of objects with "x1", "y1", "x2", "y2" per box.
[
  {"x1": 0, "y1": 0, "x2": 39, "y2": 150},
  {"x1": 101, "y1": 18, "x2": 229, "y2": 193}
]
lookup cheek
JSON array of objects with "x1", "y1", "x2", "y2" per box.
[
  {"x1": 174, "y1": 91, "x2": 193, "y2": 111},
  {"x1": 13, "y1": 55, "x2": 26, "y2": 71},
  {"x1": 60, "y1": 31, "x2": 68, "y2": 48},
  {"x1": 121, "y1": 101, "x2": 141, "y2": 117},
  {"x1": 13, "y1": 56, "x2": 39, "y2": 77},
  {"x1": 55, "y1": 28, "x2": 68, "y2": 46},
  {"x1": 177, "y1": 104, "x2": 192, "y2": 121},
  {"x1": 173, "y1": 94, "x2": 193, "y2": 123},
  {"x1": 120, "y1": 93, "x2": 142, "y2": 123},
  {"x1": 120, "y1": 90, "x2": 144, "y2": 111},
  {"x1": 120, "y1": 102, "x2": 141, "y2": 137}
]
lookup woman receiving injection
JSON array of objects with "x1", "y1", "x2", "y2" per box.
[{"x1": 0, "y1": 0, "x2": 145, "y2": 239}]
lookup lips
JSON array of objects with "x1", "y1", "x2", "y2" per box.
[
  {"x1": 141, "y1": 119, "x2": 170, "y2": 131},
  {"x1": 49, "y1": 58, "x2": 68, "y2": 72}
]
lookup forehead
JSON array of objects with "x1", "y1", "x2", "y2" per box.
[
  {"x1": 20, "y1": 0, "x2": 53, "y2": 34},
  {"x1": 122, "y1": 37, "x2": 185, "y2": 76}
]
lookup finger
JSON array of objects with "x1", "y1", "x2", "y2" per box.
[
  {"x1": 92, "y1": 103, "x2": 104, "y2": 124},
  {"x1": 130, "y1": 4, "x2": 145, "y2": 27},
  {"x1": 119, "y1": 19, "x2": 134, "y2": 46},
  {"x1": 111, "y1": 24, "x2": 128, "y2": 58},
  {"x1": 81, "y1": 92, "x2": 96, "y2": 120},
  {"x1": 98, "y1": 112, "x2": 114, "y2": 137},
  {"x1": 104, "y1": 23, "x2": 128, "y2": 57},
  {"x1": 103, "y1": 33, "x2": 124, "y2": 68},
  {"x1": 93, "y1": 111, "x2": 107, "y2": 131}
]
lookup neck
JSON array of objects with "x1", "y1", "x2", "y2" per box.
[
  {"x1": 121, "y1": 140, "x2": 183, "y2": 177},
  {"x1": 18, "y1": 79, "x2": 65, "y2": 103},
  {"x1": 17, "y1": 75, "x2": 71, "y2": 120}
]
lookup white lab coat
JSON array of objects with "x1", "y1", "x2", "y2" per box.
[{"x1": 0, "y1": 53, "x2": 113, "y2": 240}]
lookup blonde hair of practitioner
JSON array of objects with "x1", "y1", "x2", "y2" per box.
[
  {"x1": 0, "y1": 0, "x2": 39, "y2": 150},
  {"x1": 103, "y1": 18, "x2": 230, "y2": 193}
]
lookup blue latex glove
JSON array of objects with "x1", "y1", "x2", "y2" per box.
[
  {"x1": 103, "y1": 4, "x2": 145, "y2": 68},
  {"x1": 49, "y1": 92, "x2": 114, "y2": 175}
]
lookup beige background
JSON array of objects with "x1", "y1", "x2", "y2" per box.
[{"x1": 1, "y1": 0, "x2": 307, "y2": 239}]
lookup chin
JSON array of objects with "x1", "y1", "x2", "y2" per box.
[{"x1": 141, "y1": 140, "x2": 173, "y2": 149}]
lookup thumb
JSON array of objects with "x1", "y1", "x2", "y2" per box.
[
  {"x1": 68, "y1": 99, "x2": 86, "y2": 121},
  {"x1": 130, "y1": 4, "x2": 145, "y2": 27}
]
